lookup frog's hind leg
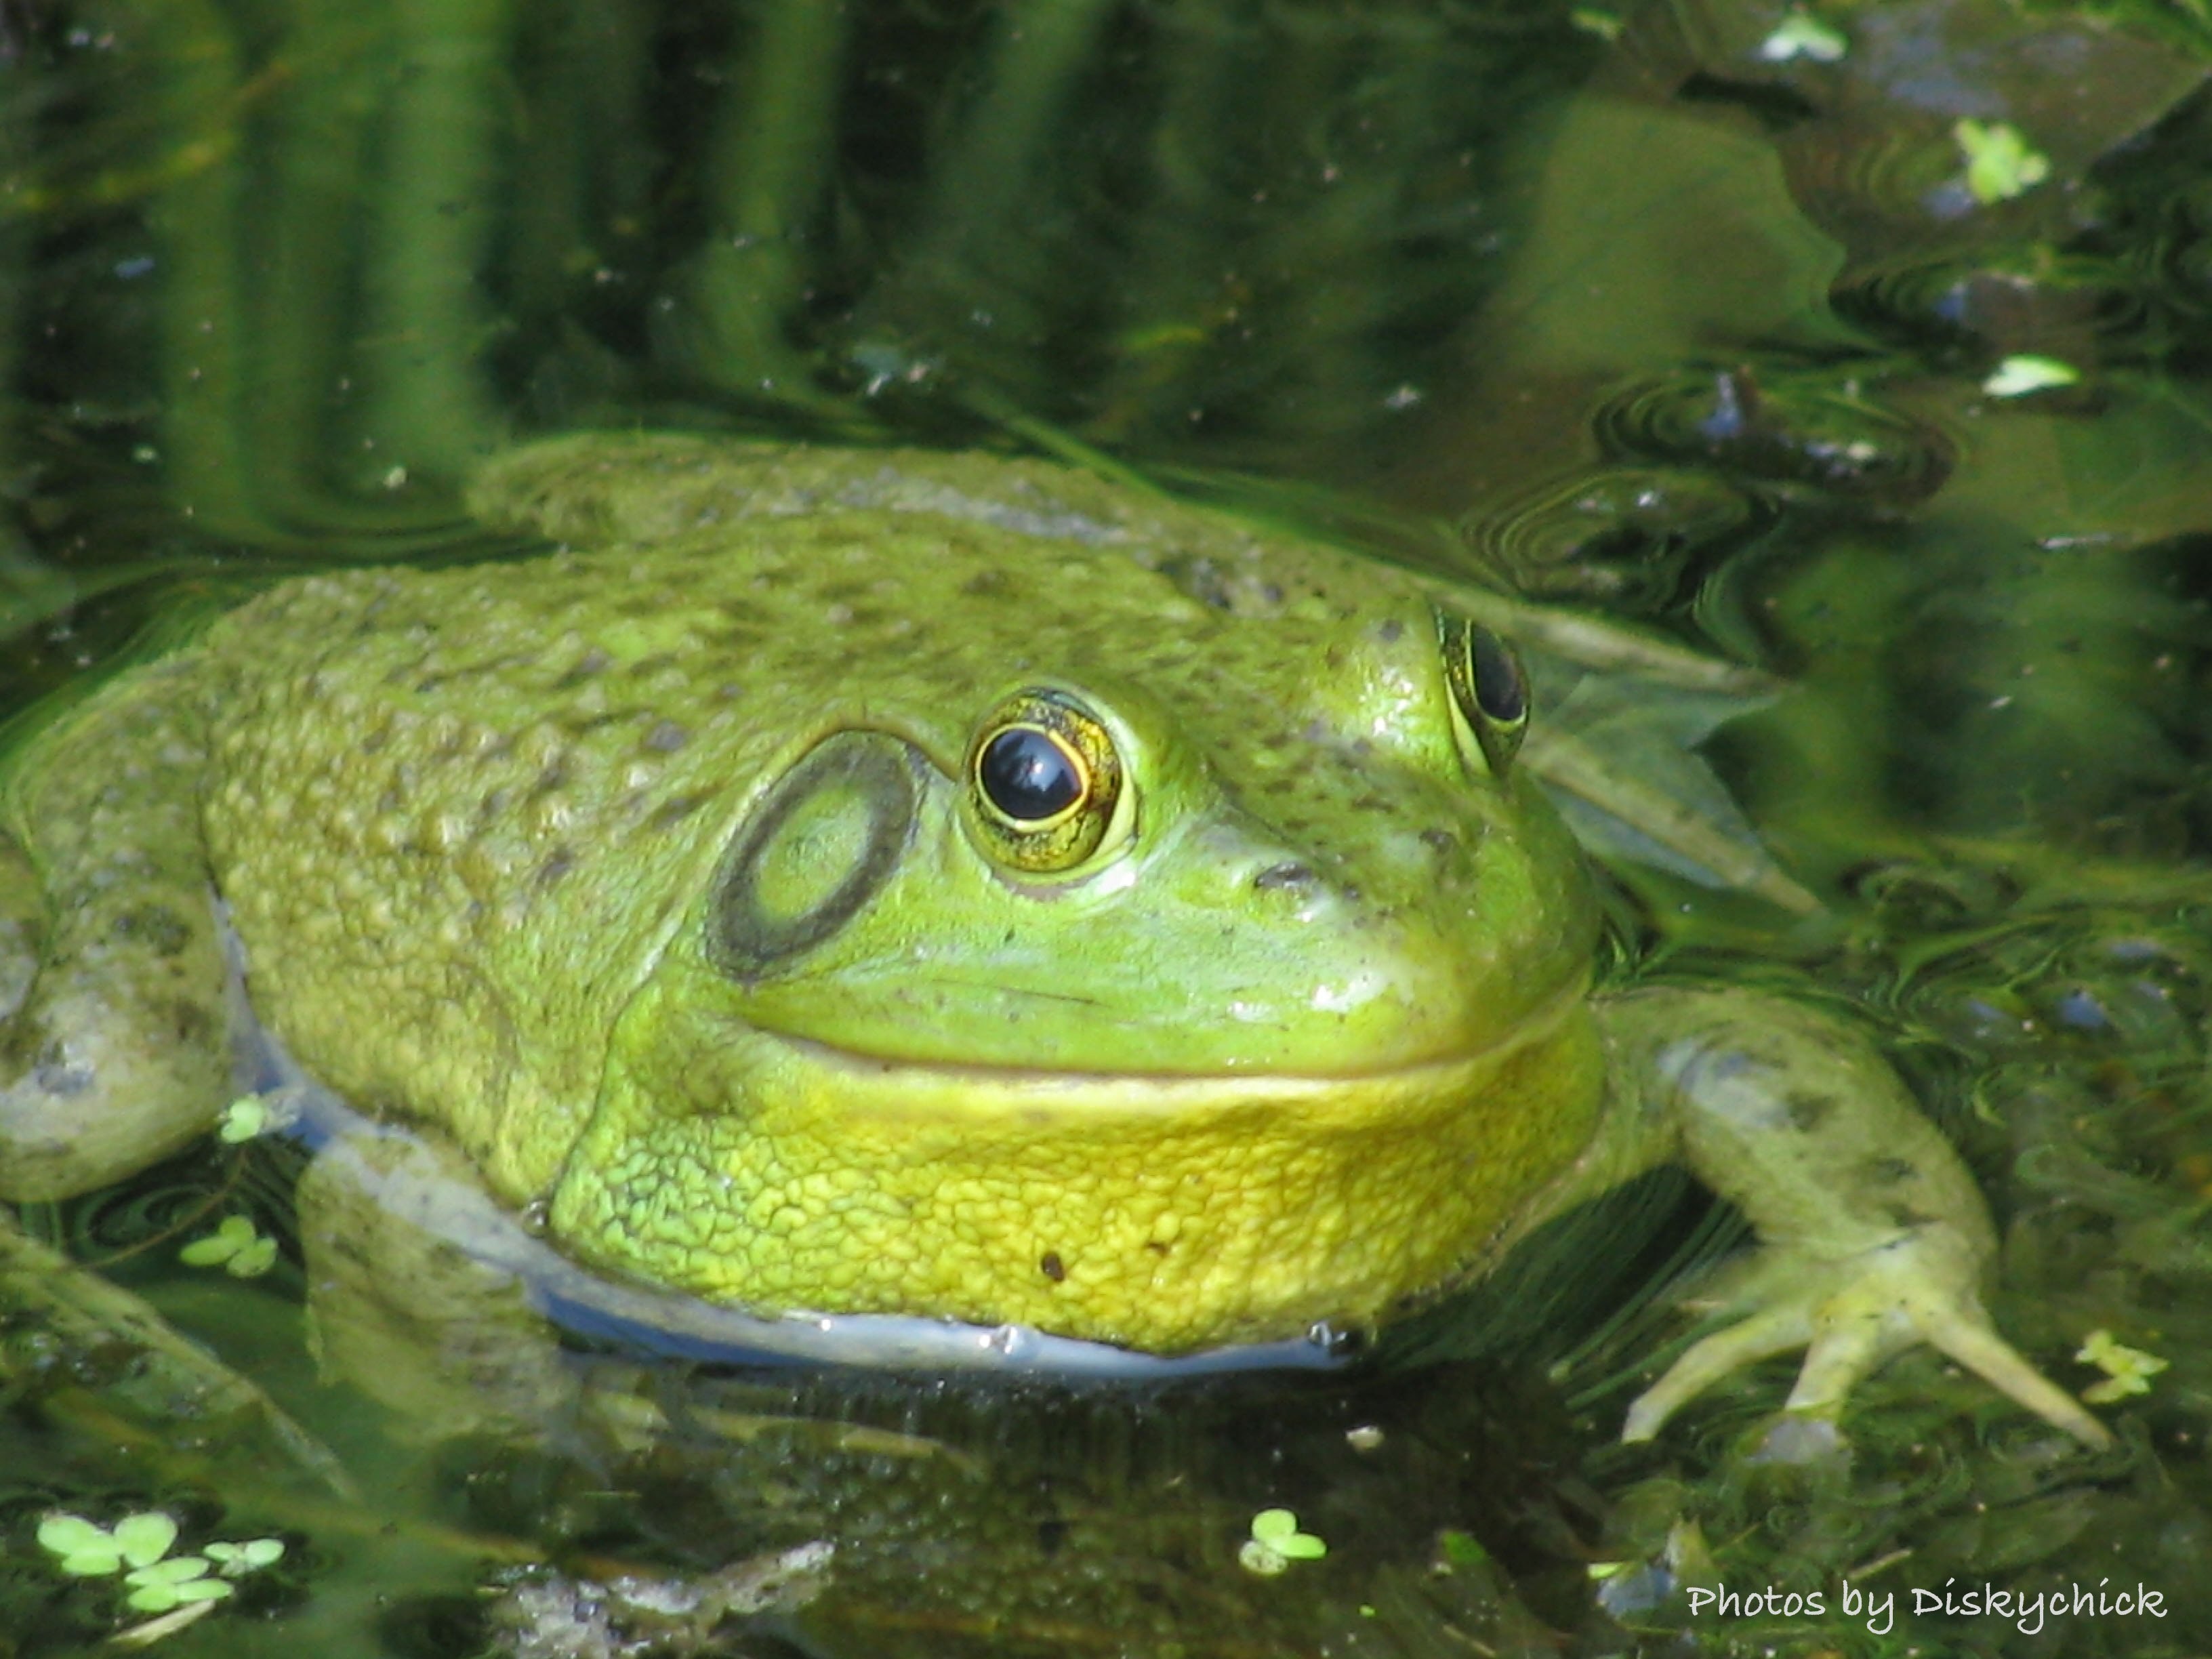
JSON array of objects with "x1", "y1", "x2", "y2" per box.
[{"x1": 0, "y1": 662, "x2": 234, "y2": 1202}]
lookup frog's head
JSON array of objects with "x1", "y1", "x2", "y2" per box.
[{"x1": 548, "y1": 520, "x2": 1606, "y2": 1353}]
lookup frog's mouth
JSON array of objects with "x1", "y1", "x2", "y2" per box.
[
  {"x1": 739, "y1": 961, "x2": 1599, "y2": 1100},
  {"x1": 554, "y1": 976, "x2": 1608, "y2": 1355},
  {"x1": 769, "y1": 1008, "x2": 1553, "y2": 1110}
]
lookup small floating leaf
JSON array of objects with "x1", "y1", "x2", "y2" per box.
[
  {"x1": 1242, "y1": 1508, "x2": 1328, "y2": 1573},
  {"x1": 228, "y1": 1236, "x2": 279, "y2": 1278},
  {"x1": 180, "y1": 1215, "x2": 255, "y2": 1267},
  {"x1": 181, "y1": 1215, "x2": 276, "y2": 1275},
  {"x1": 1982, "y1": 355, "x2": 2079, "y2": 397},
  {"x1": 125, "y1": 1557, "x2": 209, "y2": 1587},
  {"x1": 1757, "y1": 12, "x2": 1847, "y2": 62},
  {"x1": 205, "y1": 1536, "x2": 285, "y2": 1575},
  {"x1": 39, "y1": 1515, "x2": 115, "y2": 1559},
  {"x1": 124, "y1": 1574, "x2": 232, "y2": 1614},
  {"x1": 1439, "y1": 1530, "x2": 1490, "y2": 1568},
  {"x1": 2076, "y1": 1329, "x2": 2167, "y2": 1404},
  {"x1": 1239, "y1": 1538, "x2": 1288, "y2": 1575},
  {"x1": 1251, "y1": 1509, "x2": 1297, "y2": 1544},
  {"x1": 218, "y1": 1097, "x2": 269, "y2": 1143},
  {"x1": 39, "y1": 1514, "x2": 124, "y2": 1576},
  {"x1": 123, "y1": 1552, "x2": 226, "y2": 1614},
  {"x1": 112, "y1": 1513, "x2": 178, "y2": 1570},
  {"x1": 1955, "y1": 119, "x2": 2049, "y2": 205}
]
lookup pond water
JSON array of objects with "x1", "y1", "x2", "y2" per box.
[{"x1": 4, "y1": 1, "x2": 2212, "y2": 1656}]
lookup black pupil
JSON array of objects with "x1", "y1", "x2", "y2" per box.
[
  {"x1": 1469, "y1": 628, "x2": 1525, "y2": 723},
  {"x1": 980, "y1": 726, "x2": 1082, "y2": 821}
]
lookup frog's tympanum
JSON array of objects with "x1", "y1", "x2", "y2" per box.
[{"x1": 0, "y1": 435, "x2": 2107, "y2": 1446}]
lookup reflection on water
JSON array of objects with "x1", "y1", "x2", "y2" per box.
[{"x1": 4, "y1": 0, "x2": 2212, "y2": 1654}]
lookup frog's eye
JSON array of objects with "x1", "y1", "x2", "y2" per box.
[
  {"x1": 1438, "y1": 613, "x2": 1530, "y2": 775},
  {"x1": 965, "y1": 691, "x2": 1128, "y2": 875}
]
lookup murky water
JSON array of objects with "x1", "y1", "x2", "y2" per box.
[{"x1": 4, "y1": 1, "x2": 2212, "y2": 1655}]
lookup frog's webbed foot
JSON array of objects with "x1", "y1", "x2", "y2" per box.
[
  {"x1": 1601, "y1": 988, "x2": 2115, "y2": 1452},
  {"x1": 0, "y1": 669, "x2": 234, "y2": 1202},
  {"x1": 1, "y1": 951, "x2": 234, "y2": 1202},
  {"x1": 1622, "y1": 1223, "x2": 2112, "y2": 1450}
]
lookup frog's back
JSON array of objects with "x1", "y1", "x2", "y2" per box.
[{"x1": 197, "y1": 542, "x2": 804, "y2": 1200}]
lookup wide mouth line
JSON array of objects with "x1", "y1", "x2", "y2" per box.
[{"x1": 763, "y1": 975, "x2": 1586, "y2": 1094}]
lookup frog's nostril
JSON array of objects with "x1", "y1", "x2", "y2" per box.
[{"x1": 1253, "y1": 861, "x2": 1317, "y2": 894}]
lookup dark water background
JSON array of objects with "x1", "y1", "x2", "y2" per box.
[{"x1": 5, "y1": 1, "x2": 2212, "y2": 1655}]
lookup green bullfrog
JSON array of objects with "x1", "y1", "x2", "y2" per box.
[{"x1": 0, "y1": 434, "x2": 2107, "y2": 1446}]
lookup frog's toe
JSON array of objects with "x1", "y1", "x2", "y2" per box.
[
  {"x1": 1623, "y1": 1300, "x2": 1811, "y2": 1442},
  {"x1": 1909, "y1": 1304, "x2": 2114, "y2": 1450},
  {"x1": 1625, "y1": 1229, "x2": 2113, "y2": 1450}
]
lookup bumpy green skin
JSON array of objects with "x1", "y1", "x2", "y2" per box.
[{"x1": 0, "y1": 435, "x2": 2108, "y2": 1443}]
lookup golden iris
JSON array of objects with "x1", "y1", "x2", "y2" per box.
[
  {"x1": 966, "y1": 691, "x2": 1126, "y2": 874},
  {"x1": 1438, "y1": 612, "x2": 1530, "y2": 775}
]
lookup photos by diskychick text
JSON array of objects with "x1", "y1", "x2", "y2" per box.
[{"x1": 1684, "y1": 1578, "x2": 2167, "y2": 1637}]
